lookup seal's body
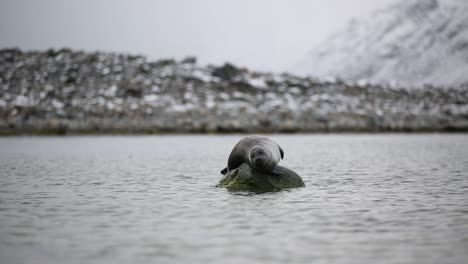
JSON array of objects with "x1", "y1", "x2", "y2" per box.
[{"x1": 220, "y1": 136, "x2": 284, "y2": 175}]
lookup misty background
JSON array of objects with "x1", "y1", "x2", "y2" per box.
[{"x1": 0, "y1": 0, "x2": 398, "y2": 72}]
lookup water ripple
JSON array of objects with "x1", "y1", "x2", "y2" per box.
[{"x1": 0, "y1": 135, "x2": 467, "y2": 264}]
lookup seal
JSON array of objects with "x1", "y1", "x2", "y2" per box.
[{"x1": 220, "y1": 136, "x2": 284, "y2": 175}]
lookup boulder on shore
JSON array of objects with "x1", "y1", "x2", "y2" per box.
[{"x1": 216, "y1": 163, "x2": 305, "y2": 191}]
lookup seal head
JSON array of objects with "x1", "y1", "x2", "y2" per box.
[{"x1": 249, "y1": 146, "x2": 275, "y2": 172}]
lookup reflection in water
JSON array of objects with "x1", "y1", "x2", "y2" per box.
[{"x1": 0, "y1": 135, "x2": 467, "y2": 264}]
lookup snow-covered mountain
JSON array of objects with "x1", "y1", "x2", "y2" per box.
[{"x1": 292, "y1": 0, "x2": 468, "y2": 88}]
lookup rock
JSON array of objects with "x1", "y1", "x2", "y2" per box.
[
  {"x1": 0, "y1": 48, "x2": 467, "y2": 134},
  {"x1": 151, "y1": 58, "x2": 176, "y2": 67},
  {"x1": 216, "y1": 163, "x2": 305, "y2": 191},
  {"x1": 212, "y1": 63, "x2": 242, "y2": 82},
  {"x1": 181, "y1": 56, "x2": 197, "y2": 64}
]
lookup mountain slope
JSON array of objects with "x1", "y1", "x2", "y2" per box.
[{"x1": 292, "y1": 0, "x2": 468, "y2": 87}]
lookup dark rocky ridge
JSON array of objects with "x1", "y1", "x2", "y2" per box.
[{"x1": 1, "y1": 48, "x2": 468, "y2": 134}]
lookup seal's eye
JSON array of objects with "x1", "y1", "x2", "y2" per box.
[{"x1": 258, "y1": 150, "x2": 264, "y2": 155}]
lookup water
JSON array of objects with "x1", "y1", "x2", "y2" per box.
[{"x1": 0, "y1": 134, "x2": 467, "y2": 264}]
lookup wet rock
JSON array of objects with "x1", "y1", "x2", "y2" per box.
[{"x1": 216, "y1": 163, "x2": 305, "y2": 191}]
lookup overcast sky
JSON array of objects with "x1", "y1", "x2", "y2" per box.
[{"x1": 0, "y1": 0, "x2": 399, "y2": 72}]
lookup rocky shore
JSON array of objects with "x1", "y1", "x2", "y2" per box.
[{"x1": 1, "y1": 48, "x2": 467, "y2": 134}]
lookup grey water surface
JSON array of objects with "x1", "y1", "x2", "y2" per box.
[{"x1": 0, "y1": 134, "x2": 467, "y2": 264}]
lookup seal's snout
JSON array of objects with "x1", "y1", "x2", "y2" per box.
[{"x1": 253, "y1": 157, "x2": 265, "y2": 167}]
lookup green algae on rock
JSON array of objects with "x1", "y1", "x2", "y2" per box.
[{"x1": 216, "y1": 163, "x2": 305, "y2": 191}]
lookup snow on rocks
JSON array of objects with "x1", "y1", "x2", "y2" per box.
[
  {"x1": 0, "y1": 48, "x2": 467, "y2": 134},
  {"x1": 292, "y1": 0, "x2": 468, "y2": 88}
]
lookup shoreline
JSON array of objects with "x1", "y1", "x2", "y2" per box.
[
  {"x1": 1, "y1": 128, "x2": 467, "y2": 136},
  {"x1": 2, "y1": 49, "x2": 468, "y2": 135}
]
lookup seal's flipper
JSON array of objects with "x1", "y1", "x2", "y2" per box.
[
  {"x1": 279, "y1": 146, "x2": 284, "y2": 159},
  {"x1": 221, "y1": 167, "x2": 228, "y2": 175},
  {"x1": 271, "y1": 167, "x2": 285, "y2": 176}
]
